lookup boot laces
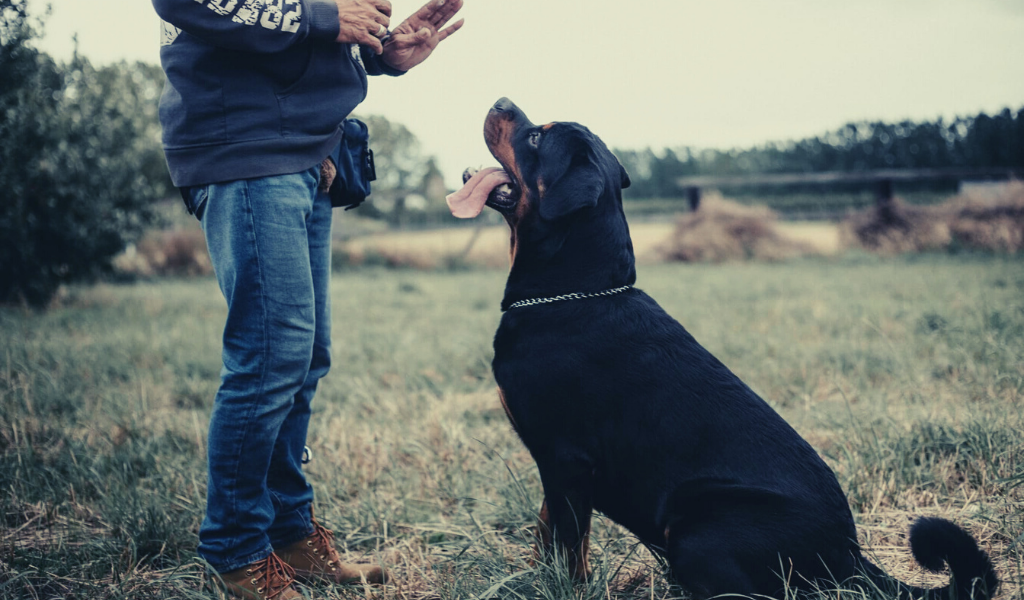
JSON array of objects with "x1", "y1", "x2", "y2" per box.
[
  {"x1": 246, "y1": 553, "x2": 296, "y2": 599},
  {"x1": 307, "y1": 519, "x2": 341, "y2": 566}
]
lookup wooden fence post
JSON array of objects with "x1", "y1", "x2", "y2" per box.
[{"x1": 686, "y1": 186, "x2": 702, "y2": 211}]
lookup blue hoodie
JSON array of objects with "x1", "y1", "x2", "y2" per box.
[{"x1": 152, "y1": 0, "x2": 402, "y2": 187}]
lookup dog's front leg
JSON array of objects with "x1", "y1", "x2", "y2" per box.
[{"x1": 534, "y1": 456, "x2": 594, "y2": 581}]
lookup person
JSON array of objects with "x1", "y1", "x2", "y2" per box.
[{"x1": 149, "y1": 0, "x2": 465, "y2": 597}]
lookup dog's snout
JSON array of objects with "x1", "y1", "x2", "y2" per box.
[{"x1": 492, "y1": 97, "x2": 514, "y2": 114}]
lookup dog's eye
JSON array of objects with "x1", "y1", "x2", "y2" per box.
[{"x1": 528, "y1": 131, "x2": 542, "y2": 148}]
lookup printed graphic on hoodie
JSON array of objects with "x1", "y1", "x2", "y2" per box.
[
  {"x1": 160, "y1": 0, "x2": 302, "y2": 46},
  {"x1": 161, "y1": 20, "x2": 181, "y2": 46}
]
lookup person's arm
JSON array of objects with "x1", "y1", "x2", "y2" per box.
[{"x1": 153, "y1": 0, "x2": 391, "y2": 54}]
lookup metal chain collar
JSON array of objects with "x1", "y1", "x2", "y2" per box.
[{"x1": 504, "y1": 285, "x2": 633, "y2": 311}]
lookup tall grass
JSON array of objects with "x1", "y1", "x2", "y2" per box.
[{"x1": 1, "y1": 255, "x2": 1021, "y2": 599}]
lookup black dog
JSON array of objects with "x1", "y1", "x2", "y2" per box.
[{"x1": 447, "y1": 98, "x2": 998, "y2": 599}]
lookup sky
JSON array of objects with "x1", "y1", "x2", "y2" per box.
[{"x1": 26, "y1": 0, "x2": 1024, "y2": 188}]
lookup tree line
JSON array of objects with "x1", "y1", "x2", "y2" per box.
[{"x1": 617, "y1": 108, "x2": 1024, "y2": 199}]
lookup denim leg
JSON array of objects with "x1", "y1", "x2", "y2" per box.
[
  {"x1": 266, "y1": 189, "x2": 333, "y2": 548},
  {"x1": 197, "y1": 168, "x2": 322, "y2": 573}
]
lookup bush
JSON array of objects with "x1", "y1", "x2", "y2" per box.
[{"x1": 0, "y1": 1, "x2": 170, "y2": 307}]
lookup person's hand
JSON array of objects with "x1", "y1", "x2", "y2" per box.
[
  {"x1": 335, "y1": 0, "x2": 392, "y2": 55},
  {"x1": 379, "y1": 0, "x2": 464, "y2": 71}
]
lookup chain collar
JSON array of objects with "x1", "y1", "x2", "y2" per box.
[{"x1": 503, "y1": 285, "x2": 633, "y2": 311}]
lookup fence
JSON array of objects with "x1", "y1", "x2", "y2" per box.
[{"x1": 677, "y1": 168, "x2": 1021, "y2": 218}]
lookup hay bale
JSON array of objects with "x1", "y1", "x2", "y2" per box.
[
  {"x1": 947, "y1": 181, "x2": 1024, "y2": 253},
  {"x1": 657, "y1": 194, "x2": 815, "y2": 263},
  {"x1": 839, "y1": 199, "x2": 951, "y2": 254},
  {"x1": 841, "y1": 182, "x2": 1024, "y2": 254}
]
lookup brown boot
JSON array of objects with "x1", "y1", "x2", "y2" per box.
[
  {"x1": 214, "y1": 552, "x2": 304, "y2": 600},
  {"x1": 277, "y1": 508, "x2": 387, "y2": 585}
]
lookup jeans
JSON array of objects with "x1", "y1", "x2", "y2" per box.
[{"x1": 183, "y1": 166, "x2": 332, "y2": 573}]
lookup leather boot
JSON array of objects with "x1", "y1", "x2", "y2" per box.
[
  {"x1": 214, "y1": 553, "x2": 304, "y2": 600},
  {"x1": 277, "y1": 508, "x2": 387, "y2": 585}
]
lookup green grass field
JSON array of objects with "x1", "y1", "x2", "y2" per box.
[{"x1": 2, "y1": 254, "x2": 1022, "y2": 599}]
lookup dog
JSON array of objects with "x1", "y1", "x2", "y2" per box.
[{"x1": 446, "y1": 98, "x2": 998, "y2": 599}]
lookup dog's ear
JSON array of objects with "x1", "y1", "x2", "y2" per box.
[
  {"x1": 619, "y1": 162, "x2": 631, "y2": 190},
  {"x1": 539, "y1": 150, "x2": 605, "y2": 220}
]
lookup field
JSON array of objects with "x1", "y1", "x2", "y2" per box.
[
  {"x1": 2, "y1": 255, "x2": 1023, "y2": 599},
  {"x1": 339, "y1": 221, "x2": 842, "y2": 269}
]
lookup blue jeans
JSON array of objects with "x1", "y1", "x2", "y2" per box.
[{"x1": 183, "y1": 166, "x2": 332, "y2": 573}]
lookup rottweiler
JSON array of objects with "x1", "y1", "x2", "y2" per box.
[{"x1": 446, "y1": 98, "x2": 998, "y2": 599}]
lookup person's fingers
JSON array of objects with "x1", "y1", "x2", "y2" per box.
[
  {"x1": 370, "y1": 11, "x2": 390, "y2": 28},
  {"x1": 436, "y1": 18, "x2": 463, "y2": 42},
  {"x1": 355, "y1": 28, "x2": 384, "y2": 53},
  {"x1": 368, "y1": 19, "x2": 388, "y2": 37},
  {"x1": 410, "y1": 0, "x2": 447, "y2": 25},
  {"x1": 430, "y1": 0, "x2": 463, "y2": 28},
  {"x1": 383, "y1": 30, "x2": 422, "y2": 49},
  {"x1": 372, "y1": 0, "x2": 392, "y2": 17}
]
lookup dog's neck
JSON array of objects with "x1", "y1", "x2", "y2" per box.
[{"x1": 501, "y1": 196, "x2": 636, "y2": 311}]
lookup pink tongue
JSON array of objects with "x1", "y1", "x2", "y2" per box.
[{"x1": 446, "y1": 167, "x2": 512, "y2": 219}]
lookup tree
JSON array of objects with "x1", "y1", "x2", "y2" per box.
[{"x1": 0, "y1": 0, "x2": 169, "y2": 307}]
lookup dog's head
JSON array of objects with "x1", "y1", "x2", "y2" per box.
[
  {"x1": 482, "y1": 98, "x2": 630, "y2": 225},
  {"x1": 449, "y1": 99, "x2": 634, "y2": 287}
]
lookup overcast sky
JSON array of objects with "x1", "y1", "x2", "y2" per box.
[{"x1": 26, "y1": 0, "x2": 1024, "y2": 187}]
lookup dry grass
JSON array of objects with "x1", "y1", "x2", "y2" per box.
[
  {"x1": 841, "y1": 182, "x2": 1024, "y2": 254},
  {"x1": 3, "y1": 257, "x2": 1022, "y2": 599},
  {"x1": 335, "y1": 221, "x2": 706, "y2": 269},
  {"x1": 656, "y1": 194, "x2": 819, "y2": 262},
  {"x1": 113, "y1": 229, "x2": 213, "y2": 278}
]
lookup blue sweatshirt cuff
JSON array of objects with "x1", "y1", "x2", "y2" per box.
[
  {"x1": 360, "y1": 46, "x2": 407, "y2": 77},
  {"x1": 307, "y1": 0, "x2": 340, "y2": 42}
]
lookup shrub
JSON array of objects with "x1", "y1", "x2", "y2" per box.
[{"x1": 0, "y1": 2, "x2": 170, "y2": 307}]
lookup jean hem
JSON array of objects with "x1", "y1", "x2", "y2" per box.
[
  {"x1": 270, "y1": 523, "x2": 316, "y2": 551},
  {"x1": 204, "y1": 545, "x2": 276, "y2": 575}
]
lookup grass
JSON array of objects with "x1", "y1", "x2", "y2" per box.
[{"x1": 1, "y1": 254, "x2": 1023, "y2": 599}]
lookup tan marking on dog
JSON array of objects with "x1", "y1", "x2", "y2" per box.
[
  {"x1": 533, "y1": 499, "x2": 591, "y2": 580},
  {"x1": 484, "y1": 112, "x2": 533, "y2": 269},
  {"x1": 497, "y1": 387, "x2": 518, "y2": 430},
  {"x1": 573, "y1": 525, "x2": 592, "y2": 581},
  {"x1": 535, "y1": 500, "x2": 553, "y2": 553}
]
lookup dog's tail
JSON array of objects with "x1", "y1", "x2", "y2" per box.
[{"x1": 858, "y1": 517, "x2": 997, "y2": 600}]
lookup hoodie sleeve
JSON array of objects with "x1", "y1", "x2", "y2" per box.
[
  {"x1": 359, "y1": 45, "x2": 406, "y2": 77},
  {"x1": 152, "y1": 0, "x2": 340, "y2": 54}
]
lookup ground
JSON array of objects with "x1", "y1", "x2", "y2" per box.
[{"x1": 1, "y1": 254, "x2": 1021, "y2": 599}]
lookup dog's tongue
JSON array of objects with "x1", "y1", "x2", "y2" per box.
[{"x1": 446, "y1": 167, "x2": 511, "y2": 219}]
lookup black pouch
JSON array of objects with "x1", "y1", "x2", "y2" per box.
[{"x1": 328, "y1": 118, "x2": 376, "y2": 210}]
